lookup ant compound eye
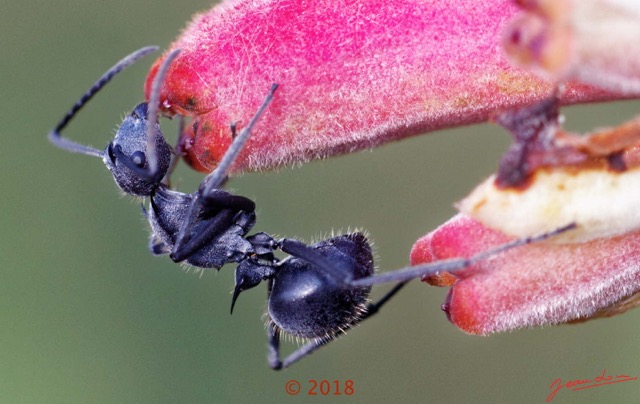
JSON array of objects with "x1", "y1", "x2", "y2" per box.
[{"x1": 130, "y1": 151, "x2": 146, "y2": 168}]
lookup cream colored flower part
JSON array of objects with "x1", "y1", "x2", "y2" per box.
[{"x1": 458, "y1": 167, "x2": 640, "y2": 243}]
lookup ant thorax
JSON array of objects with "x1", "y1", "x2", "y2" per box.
[{"x1": 148, "y1": 186, "x2": 257, "y2": 269}]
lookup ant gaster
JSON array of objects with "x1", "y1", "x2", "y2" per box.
[{"x1": 49, "y1": 47, "x2": 575, "y2": 370}]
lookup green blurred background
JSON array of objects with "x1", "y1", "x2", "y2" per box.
[{"x1": 3, "y1": 1, "x2": 640, "y2": 402}]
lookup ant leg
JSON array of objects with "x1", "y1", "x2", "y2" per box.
[
  {"x1": 173, "y1": 84, "x2": 278, "y2": 255},
  {"x1": 267, "y1": 281, "x2": 409, "y2": 370},
  {"x1": 266, "y1": 324, "x2": 282, "y2": 370},
  {"x1": 278, "y1": 238, "x2": 354, "y2": 283},
  {"x1": 200, "y1": 190, "x2": 256, "y2": 212},
  {"x1": 265, "y1": 278, "x2": 284, "y2": 369},
  {"x1": 168, "y1": 192, "x2": 256, "y2": 263},
  {"x1": 350, "y1": 222, "x2": 577, "y2": 287},
  {"x1": 199, "y1": 83, "x2": 279, "y2": 193},
  {"x1": 144, "y1": 48, "x2": 181, "y2": 181},
  {"x1": 361, "y1": 281, "x2": 408, "y2": 319},
  {"x1": 269, "y1": 332, "x2": 329, "y2": 370},
  {"x1": 168, "y1": 209, "x2": 238, "y2": 263}
]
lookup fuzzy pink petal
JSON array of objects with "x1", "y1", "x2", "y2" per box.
[
  {"x1": 411, "y1": 214, "x2": 640, "y2": 335},
  {"x1": 145, "y1": 0, "x2": 628, "y2": 173}
]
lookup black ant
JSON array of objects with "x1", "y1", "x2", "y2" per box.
[{"x1": 48, "y1": 47, "x2": 575, "y2": 370}]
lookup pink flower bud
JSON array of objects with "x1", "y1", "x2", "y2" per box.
[
  {"x1": 412, "y1": 214, "x2": 640, "y2": 335},
  {"x1": 145, "y1": 0, "x2": 625, "y2": 173}
]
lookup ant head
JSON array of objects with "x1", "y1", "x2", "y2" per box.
[
  {"x1": 48, "y1": 46, "x2": 182, "y2": 197},
  {"x1": 104, "y1": 102, "x2": 172, "y2": 196},
  {"x1": 268, "y1": 233, "x2": 374, "y2": 339}
]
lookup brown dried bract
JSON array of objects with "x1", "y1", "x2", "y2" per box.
[{"x1": 494, "y1": 92, "x2": 640, "y2": 189}]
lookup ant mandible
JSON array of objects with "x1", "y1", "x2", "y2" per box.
[{"x1": 48, "y1": 47, "x2": 574, "y2": 369}]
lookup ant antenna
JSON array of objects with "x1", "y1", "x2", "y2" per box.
[
  {"x1": 202, "y1": 83, "x2": 279, "y2": 192},
  {"x1": 350, "y1": 222, "x2": 577, "y2": 287},
  {"x1": 48, "y1": 46, "x2": 159, "y2": 157},
  {"x1": 172, "y1": 84, "x2": 279, "y2": 255}
]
